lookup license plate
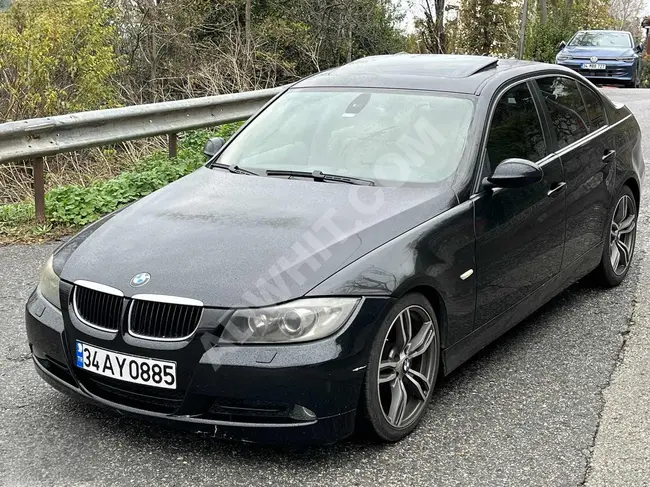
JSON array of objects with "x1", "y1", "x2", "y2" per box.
[
  {"x1": 75, "y1": 341, "x2": 177, "y2": 389},
  {"x1": 581, "y1": 63, "x2": 606, "y2": 70}
]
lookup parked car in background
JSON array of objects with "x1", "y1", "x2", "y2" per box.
[{"x1": 556, "y1": 30, "x2": 644, "y2": 88}]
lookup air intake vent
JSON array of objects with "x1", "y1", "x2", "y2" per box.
[
  {"x1": 128, "y1": 298, "x2": 202, "y2": 340},
  {"x1": 73, "y1": 286, "x2": 123, "y2": 331}
]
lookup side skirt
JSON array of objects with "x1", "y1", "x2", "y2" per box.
[{"x1": 442, "y1": 242, "x2": 604, "y2": 375}]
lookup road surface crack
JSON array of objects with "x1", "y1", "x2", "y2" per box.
[
  {"x1": 578, "y1": 254, "x2": 643, "y2": 486},
  {"x1": 578, "y1": 321, "x2": 632, "y2": 486},
  {"x1": 0, "y1": 402, "x2": 36, "y2": 412},
  {"x1": 3, "y1": 353, "x2": 32, "y2": 363}
]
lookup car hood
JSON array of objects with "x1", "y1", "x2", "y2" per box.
[
  {"x1": 59, "y1": 167, "x2": 456, "y2": 307},
  {"x1": 561, "y1": 46, "x2": 635, "y2": 58}
]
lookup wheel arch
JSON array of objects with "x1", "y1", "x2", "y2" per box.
[
  {"x1": 397, "y1": 284, "x2": 449, "y2": 351},
  {"x1": 624, "y1": 176, "x2": 641, "y2": 207}
]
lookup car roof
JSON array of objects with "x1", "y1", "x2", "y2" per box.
[{"x1": 292, "y1": 54, "x2": 553, "y2": 94}]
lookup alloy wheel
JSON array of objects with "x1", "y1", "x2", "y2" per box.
[
  {"x1": 377, "y1": 305, "x2": 438, "y2": 429},
  {"x1": 610, "y1": 194, "x2": 636, "y2": 275}
]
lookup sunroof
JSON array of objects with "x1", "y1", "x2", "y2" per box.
[{"x1": 343, "y1": 54, "x2": 499, "y2": 79}]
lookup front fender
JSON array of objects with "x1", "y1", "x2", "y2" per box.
[{"x1": 307, "y1": 201, "x2": 477, "y2": 348}]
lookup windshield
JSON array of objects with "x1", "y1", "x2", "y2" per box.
[
  {"x1": 568, "y1": 31, "x2": 632, "y2": 48},
  {"x1": 215, "y1": 89, "x2": 475, "y2": 185}
]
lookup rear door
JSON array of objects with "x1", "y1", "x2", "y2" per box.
[
  {"x1": 473, "y1": 80, "x2": 566, "y2": 328},
  {"x1": 533, "y1": 76, "x2": 615, "y2": 267}
]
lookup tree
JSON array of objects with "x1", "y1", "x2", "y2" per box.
[
  {"x1": 0, "y1": 0, "x2": 122, "y2": 120},
  {"x1": 609, "y1": 0, "x2": 646, "y2": 38},
  {"x1": 106, "y1": 0, "x2": 406, "y2": 102},
  {"x1": 457, "y1": 0, "x2": 520, "y2": 56},
  {"x1": 525, "y1": 0, "x2": 612, "y2": 63},
  {"x1": 416, "y1": 0, "x2": 447, "y2": 53}
]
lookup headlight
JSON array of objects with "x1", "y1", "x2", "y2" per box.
[
  {"x1": 616, "y1": 57, "x2": 635, "y2": 62},
  {"x1": 556, "y1": 54, "x2": 573, "y2": 61},
  {"x1": 37, "y1": 255, "x2": 61, "y2": 309},
  {"x1": 220, "y1": 297, "x2": 360, "y2": 344}
]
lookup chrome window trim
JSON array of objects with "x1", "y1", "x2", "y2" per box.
[
  {"x1": 552, "y1": 113, "x2": 632, "y2": 159},
  {"x1": 74, "y1": 280, "x2": 124, "y2": 297},
  {"x1": 127, "y1": 295, "x2": 204, "y2": 342},
  {"x1": 71, "y1": 286, "x2": 120, "y2": 333}
]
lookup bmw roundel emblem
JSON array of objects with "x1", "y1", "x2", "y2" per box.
[{"x1": 130, "y1": 273, "x2": 151, "y2": 287}]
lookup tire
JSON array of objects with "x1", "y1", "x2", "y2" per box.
[
  {"x1": 595, "y1": 185, "x2": 638, "y2": 286},
  {"x1": 359, "y1": 293, "x2": 440, "y2": 442},
  {"x1": 632, "y1": 66, "x2": 641, "y2": 88},
  {"x1": 624, "y1": 68, "x2": 640, "y2": 88},
  {"x1": 624, "y1": 79, "x2": 637, "y2": 89}
]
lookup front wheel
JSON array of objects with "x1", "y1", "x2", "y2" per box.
[
  {"x1": 627, "y1": 66, "x2": 641, "y2": 88},
  {"x1": 596, "y1": 186, "x2": 637, "y2": 286},
  {"x1": 359, "y1": 293, "x2": 440, "y2": 442}
]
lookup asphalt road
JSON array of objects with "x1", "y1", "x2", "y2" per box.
[{"x1": 1, "y1": 89, "x2": 650, "y2": 487}]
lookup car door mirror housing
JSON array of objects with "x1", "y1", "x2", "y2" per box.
[
  {"x1": 204, "y1": 137, "x2": 226, "y2": 158},
  {"x1": 634, "y1": 44, "x2": 643, "y2": 54},
  {"x1": 484, "y1": 158, "x2": 544, "y2": 189},
  {"x1": 556, "y1": 40, "x2": 567, "y2": 51}
]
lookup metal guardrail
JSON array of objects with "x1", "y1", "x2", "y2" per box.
[{"x1": 0, "y1": 86, "x2": 283, "y2": 222}]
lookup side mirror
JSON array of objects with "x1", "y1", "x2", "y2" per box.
[
  {"x1": 483, "y1": 158, "x2": 544, "y2": 189},
  {"x1": 556, "y1": 40, "x2": 567, "y2": 51},
  {"x1": 204, "y1": 137, "x2": 225, "y2": 158},
  {"x1": 634, "y1": 44, "x2": 644, "y2": 54}
]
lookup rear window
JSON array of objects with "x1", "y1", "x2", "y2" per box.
[
  {"x1": 578, "y1": 84, "x2": 607, "y2": 130},
  {"x1": 536, "y1": 77, "x2": 589, "y2": 150}
]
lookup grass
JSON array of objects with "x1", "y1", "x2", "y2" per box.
[{"x1": 0, "y1": 123, "x2": 242, "y2": 245}]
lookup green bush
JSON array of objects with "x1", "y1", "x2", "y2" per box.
[
  {"x1": 0, "y1": 123, "x2": 243, "y2": 229},
  {"x1": 525, "y1": 1, "x2": 612, "y2": 63},
  {"x1": 0, "y1": 201, "x2": 34, "y2": 225},
  {"x1": 45, "y1": 155, "x2": 198, "y2": 225},
  {"x1": 641, "y1": 56, "x2": 650, "y2": 88},
  {"x1": 0, "y1": 0, "x2": 122, "y2": 120}
]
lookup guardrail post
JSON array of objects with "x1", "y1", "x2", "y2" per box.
[
  {"x1": 33, "y1": 157, "x2": 46, "y2": 223},
  {"x1": 169, "y1": 133, "x2": 178, "y2": 158}
]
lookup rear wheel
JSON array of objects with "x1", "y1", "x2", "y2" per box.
[
  {"x1": 359, "y1": 293, "x2": 440, "y2": 442},
  {"x1": 595, "y1": 185, "x2": 637, "y2": 286}
]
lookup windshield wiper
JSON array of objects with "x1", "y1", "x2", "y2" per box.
[
  {"x1": 265, "y1": 169, "x2": 375, "y2": 186},
  {"x1": 210, "y1": 162, "x2": 258, "y2": 176}
]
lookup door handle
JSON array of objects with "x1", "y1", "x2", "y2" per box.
[
  {"x1": 547, "y1": 182, "x2": 567, "y2": 197},
  {"x1": 602, "y1": 149, "x2": 616, "y2": 162}
]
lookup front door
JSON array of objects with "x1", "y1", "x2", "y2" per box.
[{"x1": 473, "y1": 80, "x2": 566, "y2": 328}]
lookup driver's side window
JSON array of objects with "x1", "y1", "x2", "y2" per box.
[{"x1": 486, "y1": 83, "x2": 548, "y2": 173}]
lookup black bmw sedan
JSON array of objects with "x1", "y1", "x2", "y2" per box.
[{"x1": 27, "y1": 55, "x2": 644, "y2": 444}]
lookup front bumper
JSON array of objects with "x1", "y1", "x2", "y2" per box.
[
  {"x1": 26, "y1": 287, "x2": 392, "y2": 444},
  {"x1": 557, "y1": 60, "x2": 636, "y2": 83}
]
